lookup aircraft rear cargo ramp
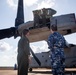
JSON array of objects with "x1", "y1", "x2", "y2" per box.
[{"x1": 29, "y1": 45, "x2": 76, "y2": 69}]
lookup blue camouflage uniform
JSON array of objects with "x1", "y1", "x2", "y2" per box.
[{"x1": 47, "y1": 32, "x2": 66, "y2": 75}]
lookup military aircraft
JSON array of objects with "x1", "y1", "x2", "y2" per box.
[{"x1": 0, "y1": 0, "x2": 76, "y2": 71}]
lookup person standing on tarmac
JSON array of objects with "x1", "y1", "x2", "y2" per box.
[
  {"x1": 47, "y1": 25, "x2": 66, "y2": 75},
  {"x1": 17, "y1": 29, "x2": 31, "y2": 75}
]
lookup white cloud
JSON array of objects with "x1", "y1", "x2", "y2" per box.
[
  {"x1": 64, "y1": 33, "x2": 76, "y2": 45},
  {"x1": 30, "y1": 41, "x2": 49, "y2": 53},
  {"x1": 6, "y1": 0, "x2": 55, "y2": 11},
  {"x1": 37, "y1": 0, "x2": 55, "y2": 9},
  {"x1": 7, "y1": 0, "x2": 17, "y2": 9},
  {"x1": 0, "y1": 41, "x2": 13, "y2": 51},
  {"x1": 0, "y1": 55, "x2": 17, "y2": 66},
  {"x1": 7, "y1": 0, "x2": 38, "y2": 8},
  {"x1": 40, "y1": 41, "x2": 49, "y2": 51},
  {"x1": 2, "y1": 55, "x2": 10, "y2": 62},
  {"x1": 24, "y1": 0, "x2": 38, "y2": 7},
  {"x1": 0, "y1": 55, "x2": 10, "y2": 66},
  {"x1": 30, "y1": 45, "x2": 38, "y2": 53},
  {"x1": 14, "y1": 47, "x2": 18, "y2": 53},
  {"x1": 0, "y1": 43, "x2": 17, "y2": 66}
]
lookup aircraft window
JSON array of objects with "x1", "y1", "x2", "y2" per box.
[
  {"x1": 42, "y1": 55, "x2": 44, "y2": 57},
  {"x1": 45, "y1": 60, "x2": 47, "y2": 62},
  {"x1": 67, "y1": 29, "x2": 72, "y2": 34}
]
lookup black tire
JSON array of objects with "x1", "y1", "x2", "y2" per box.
[{"x1": 29, "y1": 68, "x2": 32, "y2": 71}]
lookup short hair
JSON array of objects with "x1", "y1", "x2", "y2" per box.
[
  {"x1": 50, "y1": 24, "x2": 57, "y2": 31},
  {"x1": 22, "y1": 29, "x2": 29, "y2": 36}
]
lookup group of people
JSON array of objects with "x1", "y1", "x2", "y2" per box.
[{"x1": 17, "y1": 24, "x2": 67, "y2": 75}]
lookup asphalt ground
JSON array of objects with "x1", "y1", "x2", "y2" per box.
[
  {"x1": 0, "y1": 68, "x2": 51, "y2": 75},
  {"x1": 0, "y1": 68, "x2": 76, "y2": 75}
]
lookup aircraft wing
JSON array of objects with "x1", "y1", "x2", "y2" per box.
[
  {"x1": 17, "y1": 13, "x2": 76, "y2": 42},
  {"x1": 0, "y1": 0, "x2": 41, "y2": 67}
]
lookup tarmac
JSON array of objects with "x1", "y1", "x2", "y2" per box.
[
  {"x1": 0, "y1": 68, "x2": 76, "y2": 75},
  {"x1": 0, "y1": 68, "x2": 52, "y2": 75}
]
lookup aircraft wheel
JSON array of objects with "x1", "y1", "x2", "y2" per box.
[{"x1": 29, "y1": 68, "x2": 32, "y2": 71}]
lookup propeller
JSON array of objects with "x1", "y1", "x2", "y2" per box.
[
  {"x1": 16, "y1": 0, "x2": 41, "y2": 66},
  {"x1": 0, "y1": 0, "x2": 41, "y2": 66},
  {"x1": 0, "y1": 27, "x2": 16, "y2": 39},
  {"x1": 30, "y1": 48, "x2": 41, "y2": 66}
]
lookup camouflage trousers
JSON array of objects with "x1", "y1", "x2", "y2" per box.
[
  {"x1": 50, "y1": 55, "x2": 65, "y2": 75},
  {"x1": 52, "y1": 67, "x2": 65, "y2": 75}
]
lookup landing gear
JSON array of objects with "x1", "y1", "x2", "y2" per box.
[{"x1": 29, "y1": 68, "x2": 32, "y2": 72}]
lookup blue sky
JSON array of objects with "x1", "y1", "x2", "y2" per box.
[{"x1": 0, "y1": 0, "x2": 76, "y2": 67}]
